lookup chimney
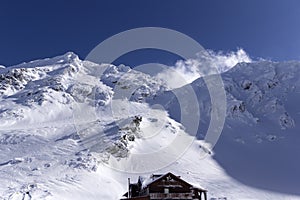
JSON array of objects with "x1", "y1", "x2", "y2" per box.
[{"x1": 128, "y1": 178, "x2": 130, "y2": 198}]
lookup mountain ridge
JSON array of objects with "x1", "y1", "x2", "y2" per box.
[{"x1": 0, "y1": 52, "x2": 299, "y2": 199}]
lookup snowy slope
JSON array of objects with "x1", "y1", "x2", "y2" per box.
[
  {"x1": 0, "y1": 52, "x2": 299, "y2": 200},
  {"x1": 0, "y1": 53, "x2": 177, "y2": 199},
  {"x1": 150, "y1": 60, "x2": 300, "y2": 196}
]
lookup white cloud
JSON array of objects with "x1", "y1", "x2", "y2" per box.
[{"x1": 156, "y1": 48, "x2": 252, "y2": 89}]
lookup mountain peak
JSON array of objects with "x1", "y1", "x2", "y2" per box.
[
  {"x1": 8, "y1": 52, "x2": 80, "y2": 70},
  {"x1": 62, "y1": 51, "x2": 79, "y2": 61}
]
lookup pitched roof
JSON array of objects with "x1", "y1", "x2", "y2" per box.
[{"x1": 141, "y1": 172, "x2": 206, "y2": 192}]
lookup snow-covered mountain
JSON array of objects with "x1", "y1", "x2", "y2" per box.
[
  {"x1": 0, "y1": 52, "x2": 299, "y2": 200},
  {"x1": 151, "y1": 60, "x2": 300, "y2": 196}
]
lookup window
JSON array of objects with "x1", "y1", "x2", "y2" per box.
[{"x1": 164, "y1": 188, "x2": 169, "y2": 193}]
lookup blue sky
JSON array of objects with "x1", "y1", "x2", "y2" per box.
[{"x1": 0, "y1": 0, "x2": 300, "y2": 66}]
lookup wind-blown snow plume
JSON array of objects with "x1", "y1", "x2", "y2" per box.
[{"x1": 156, "y1": 49, "x2": 252, "y2": 89}]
